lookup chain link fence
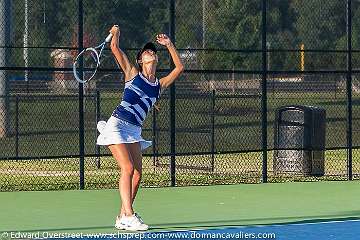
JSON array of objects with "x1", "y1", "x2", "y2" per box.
[{"x1": 0, "y1": 0, "x2": 359, "y2": 191}]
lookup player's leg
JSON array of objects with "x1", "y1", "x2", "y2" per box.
[
  {"x1": 119, "y1": 142, "x2": 142, "y2": 216},
  {"x1": 110, "y1": 143, "x2": 148, "y2": 231},
  {"x1": 108, "y1": 144, "x2": 134, "y2": 216}
]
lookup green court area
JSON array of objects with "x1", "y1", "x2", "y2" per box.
[{"x1": 0, "y1": 181, "x2": 359, "y2": 235}]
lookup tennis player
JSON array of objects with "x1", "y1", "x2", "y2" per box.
[{"x1": 97, "y1": 25, "x2": 184, "y2": 231}]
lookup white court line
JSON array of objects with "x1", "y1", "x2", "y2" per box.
[
  {"x1": 166, "y1": 218, "x2": 360, "y2": 233},
  {"x1": 150, "y1": 218, "x2": 360, "y2": 233},
  {"x1": 248, "y1": 218, "x2": 360, "y2": 228}
]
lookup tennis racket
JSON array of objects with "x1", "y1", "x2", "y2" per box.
[{"x1": 73, "y1": 29, "x2": 115, "y2": 84}]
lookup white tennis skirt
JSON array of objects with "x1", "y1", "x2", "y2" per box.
[{"x1": 96, "y1": 116, "x2": 152, "y2": 151}]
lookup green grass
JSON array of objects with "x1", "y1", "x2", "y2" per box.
[
  {"x1": 1, "y1": 150, "x2": 359, "y2": 191},
  {"x1": 1, "y1": 91, "x2": 360, "y2": 190},
  {"x1": 1, "y1": 91, "x2": 360, "y2": 156}
]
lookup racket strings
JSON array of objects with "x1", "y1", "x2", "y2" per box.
[
  {"x1": 73, "y1": 40, "x2": 108, "y2": 83},
  {"x1": 74, "y1": 49, "x2": 99, "y2": 83}
]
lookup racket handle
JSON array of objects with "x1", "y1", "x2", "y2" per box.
[{"x1": 105, "y1": 33, "x2": 113, "y2": 43}]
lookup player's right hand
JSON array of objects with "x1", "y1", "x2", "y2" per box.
[{"x1": 110, "y1": 25, "x2": 120, "y2": 36}]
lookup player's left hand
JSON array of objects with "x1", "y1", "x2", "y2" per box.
[{"x1": 156, "y1": 34, "x2": 172, "y2": 47}]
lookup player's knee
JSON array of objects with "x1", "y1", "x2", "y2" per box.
[{"x1": 121, "y1": 163, "x2": 134, "y2": 176}]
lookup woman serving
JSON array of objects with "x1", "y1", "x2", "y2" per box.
[{"x1": 96, "y1": 25, "x2": 184, "y2": 231}]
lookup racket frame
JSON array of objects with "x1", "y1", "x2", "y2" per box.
[{"x1": 73, "y1": 33, "x2": 112, "y2": 84}]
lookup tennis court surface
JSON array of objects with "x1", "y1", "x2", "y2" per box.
[{"x1": 1, "y1": 181, "x2": 359, "y2": 239}]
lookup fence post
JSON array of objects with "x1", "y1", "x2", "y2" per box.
[
  {"x1": 152, "y1": 107, "x2": 158, "y2": 167},
  {"x1": 95, "y1": 90, "x2": 101, "y2": 169},
  {"x1": 78, "y1": 0, "x2": 85, "y2": 189},
  {"x1": 0, "y1": 0, "x2": 11, "y2": 138},
  {"x1": 346, "y1": 0, "x2": 353, "y2": 180},
  {"x1": 169, "y1": 0, "x2": 176, "y2": 187},
  {"x1": 261, "y1": 0, "x2": 268, "y2": 183},
  {"x1": 15, "y1": 96, "x2": 19, "y2": 158},
  {"x1": 211, "y1": 89, "x2": 215, "y2": 172}
]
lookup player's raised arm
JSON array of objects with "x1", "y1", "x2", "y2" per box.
[
  {"x1": 109, "y1": 25, "x2": 137, "y2": 81},
  {"x1": 157, "y1": 34, "x2": 184, "y2": 88}
]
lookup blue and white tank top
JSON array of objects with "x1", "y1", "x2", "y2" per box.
[{"x1": 112, "y1": 73, "x2": 161, "y2": 127}]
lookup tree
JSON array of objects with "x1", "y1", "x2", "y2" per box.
[
  {"x1": 291, "y1": 0, "x2": 346, "y2": 70},
  {"x1": 198, "y1": 0, "x2": 297, "y2": 71}
]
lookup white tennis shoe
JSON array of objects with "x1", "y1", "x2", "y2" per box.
[
  {"x1": 115, "y1": 215, "x2": 126, "y2": 230},
  {"x1": 115, "y1": 213, "x2": 149, "y2": 231},
  {"x1": 96, "y1": 120, "x2": 107, "y2": 134}
]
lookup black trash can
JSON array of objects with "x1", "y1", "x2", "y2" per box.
[{"x1": 273, "y1": 105, "x2": 326, "y2": 176}]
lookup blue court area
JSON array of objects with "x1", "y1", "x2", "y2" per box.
[
  {"x1": 192, "y1": 220, "x2": 360, "y2": 240},
  {"x1": 137, "y1": 219, "x2": 356, "y2": 239},
  {"x1": 43, "y1": 219, "x2": 360, "y2": 239}
]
